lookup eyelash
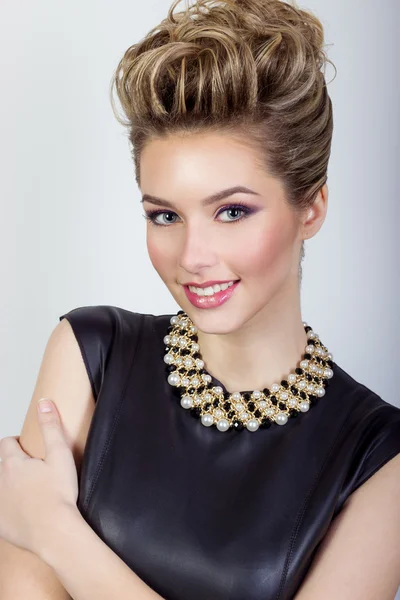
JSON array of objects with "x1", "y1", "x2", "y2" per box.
[{"x1": 142, "y1": 203, "x2": 253, "y2": 227}]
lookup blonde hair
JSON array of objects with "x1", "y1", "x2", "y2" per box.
[{"x1": 110, "y1": 0, "x2": 336, "y2": 281}]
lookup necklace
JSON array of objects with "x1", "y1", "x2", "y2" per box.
[{"x1": 164, "y1": 310, "x2": 334, "y2": 433}]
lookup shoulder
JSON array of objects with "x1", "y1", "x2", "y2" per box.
[
  {"x1": 328, "y1": 361, "x2": 400, "y2": 508},
  {"x1": 59, "y1": 304, "x2": 144, "y2": 334},
  {"x1": 295, "y1": 363, "x2": 400, "y2": 598},
  {"x1": 59, "y1": 304, "x2": 173, "y2": 330},
  {"x1": 330, "y1": 360, "x2": 400, "y2": 422},
  {"x1": 57, "y1": 305, "x2": 174, "y2": 400},
  {"x1": 58, "y1": 304, "x2": 172, "y2": 344}
]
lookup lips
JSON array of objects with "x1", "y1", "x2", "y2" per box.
[{"x1": 183, "y1": 280, "x2": 240, "y2": 309}]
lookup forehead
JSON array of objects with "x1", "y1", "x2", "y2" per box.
[
  {"x1": 141, "y1": 132, "x2": 257, "y2": 171},
  {"x1": 140, "y1": 132, "x2": 286, "y2": 201}
]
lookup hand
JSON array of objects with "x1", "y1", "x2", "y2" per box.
[{"x1": 0, "y1": 398, "x2": 79, "y2": 556}]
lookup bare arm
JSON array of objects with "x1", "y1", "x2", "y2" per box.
[
  {"x1": 0, "y1": 539, "x2": 72, "y2": 599},
  {"x1": 294, "y1": 453, "x2": 400, "y2": 600},
  {"x1": 0, "y1": 318, "x2": 93, "y2": 599},
  {"x1": 38, "y1": 507, "x2": 164, "y2": 600},
  {"x1": 1, "y1": 317, "x2": 165, "y2": 599}
]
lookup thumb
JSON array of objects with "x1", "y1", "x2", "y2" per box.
[{"x1": 37, "y1": 398, "x2": 67, "y2": 460}]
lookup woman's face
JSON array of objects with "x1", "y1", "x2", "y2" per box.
[{"x1": 140, "y1": 131, "x2": 309, "y2": 334}]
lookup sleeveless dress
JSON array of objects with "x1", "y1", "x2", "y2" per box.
[{"x1": 59, "y1": 305, "x2": 400, "y2": 600}]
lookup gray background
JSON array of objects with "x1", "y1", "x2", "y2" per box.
[{"x1": 0, "y1": 0, "x2": 399, "y2": 597}]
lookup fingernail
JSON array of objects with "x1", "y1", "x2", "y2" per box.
[{"x1": 38, "y1": 399, "x2": 53, "y2": 413}]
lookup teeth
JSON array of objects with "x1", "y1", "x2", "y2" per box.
[{"x1": 188, "y1": 281, "x2": 236, "y2": 296}]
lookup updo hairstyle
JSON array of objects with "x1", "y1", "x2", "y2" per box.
[{"x1": 110, "y1": 0, "x2": 336, "y2": 281}]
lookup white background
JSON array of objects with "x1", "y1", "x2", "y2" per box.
[{"x1": 0, "y1": 0, "x2": 399, "y2": 596}]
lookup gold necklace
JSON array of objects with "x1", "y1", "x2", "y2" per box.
[{"x1": 164, "y1": 311, "x2": 334, "y2": 433}]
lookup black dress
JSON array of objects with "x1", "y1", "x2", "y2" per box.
[{"x1": 59, "y1": 305, "x2": 400, "y2": 600}]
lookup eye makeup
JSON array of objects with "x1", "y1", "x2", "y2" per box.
[{"x1": 142, "y1": 202, "x2": 257, "y2": 227}]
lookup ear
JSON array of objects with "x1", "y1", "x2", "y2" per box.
[{"x1": 301, "y1": 183, "x2": 329, "y2": 241}]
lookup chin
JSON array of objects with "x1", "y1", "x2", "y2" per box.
[{"x1": 181, "y1": 305, "x2": 247, "y2": 336}]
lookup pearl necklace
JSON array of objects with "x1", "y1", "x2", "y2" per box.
[{"x1": 164, "y1": 310, "x2": 334, "y2": 433}]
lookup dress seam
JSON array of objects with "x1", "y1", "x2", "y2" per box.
[
  {"x1": 61, "y1": 313, "x2": 98, "y2": 401},
  {"x1": 81, "y1": 312, "x2": 146, "y2": 512},
  {"x1": 275, "y1": 404, "x2": 354, "y2": 600}
]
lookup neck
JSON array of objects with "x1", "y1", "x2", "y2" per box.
[{"x1": 195, "y1": 295, "x2": 308, "y2": 394}]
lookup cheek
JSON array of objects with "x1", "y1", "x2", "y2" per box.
[
  {"x1": 146, "y1": 230, "x2": 176, "y2": 280},
  {"x1": 234, "y1": 220, "x2": 295, "y2": 277}
]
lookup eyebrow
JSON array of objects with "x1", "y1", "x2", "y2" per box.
[{"x1": 140, "y1": 185, "x2": 261, "y2": 208}]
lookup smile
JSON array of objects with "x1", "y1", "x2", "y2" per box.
[
  {"x1": 188, "y1": 281, "x2": 236, "y2": 296},
  {"x1": 183, "y1": 280, "x2": 241, "y2": 309}
]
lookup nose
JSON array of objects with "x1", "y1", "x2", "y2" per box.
[{"x1": 178, "y1": 222, "x2": 218, "y2": 274}]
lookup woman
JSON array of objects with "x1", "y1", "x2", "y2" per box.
[{"x1": 1, "y1": 0, "x2": 400, "y2": 598}]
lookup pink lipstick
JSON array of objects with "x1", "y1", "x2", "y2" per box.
[{"x1": 183, "y1": 281, "x2": 240, "y2": 309}]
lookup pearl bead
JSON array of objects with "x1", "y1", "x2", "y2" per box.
[
  {"x1": 164, "y1": 353, "x2": 174, "y2": 364},
  {"x1": 232, "y1": 392, "x2": 242, "y2": 401},
  {"x1": 275, "y1": 413, "x2": 288, "y2": 425},
  {"x1": 271, "y1": 384, "x2": 280, "y2": 392},
  {"x1": 213, "y1": 386, "x2": 223, "y2": 395},
  {"x1": 216, "y1": 419, "x2": 230, "y2": 432},
  {"x1": 316, "y1": 387, "x2": 325, "y2": 397},
  {"x1": 163, "y1": 335, "x2": 171, "y2": 345},
  {"x1": 253, "y1": 390, "x2": 262, "y2": 399},
  {"x1": 192, "y1": 344, "x2": 200, "y2": 352},
  {"x1": 168, "y1": 373, "x2": 181, "y2": 386},
  {"x1": 201, "y1": 414, "x2": 214, "y2": 427},
  {"x1": 181, "y1": 396, "x2": 193, "y2": 409},
  {"x1": 246, "y1": 419, "x2": 260, "y2": 432},
  {"x1": 170, "y1": 316, "x2": 179, "y2": 325},
  {"x1": 299, "y1": 401, "x2": 310, "y2": 412}
]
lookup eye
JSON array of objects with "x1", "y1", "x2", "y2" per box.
[
  {"x1": 216, "y1": 204, "x2": 252, "y2": 222},
  {"x1": 142, "y1": 210, "x2": 178, "y2": 226},
  {"x1": 142, "y1": 202, "x2": 254, "y2": 227}
]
